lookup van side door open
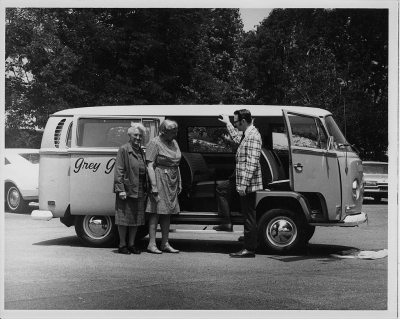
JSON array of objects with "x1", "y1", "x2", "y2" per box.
[{"x1": 283, "y1": 110, "x2": 342, "y2": 221}]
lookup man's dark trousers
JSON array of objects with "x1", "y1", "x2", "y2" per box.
[
  {"x1": 240, "y1": 191, "x2": 257, "y2": 251},
  {"x1": 216, "y1": 174, "x2": 236, "y2": 225}
]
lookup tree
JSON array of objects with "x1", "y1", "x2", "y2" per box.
[
  {"x1": 240, "y1": 8, "x2": 388, "y2": 160},
  {"x1": 5, "y1": 8, "x2": 248, "y2": 144}
]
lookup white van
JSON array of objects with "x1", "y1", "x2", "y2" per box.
[{"x1": 32, "y1": 105, "x2": 367, "y2": 254}]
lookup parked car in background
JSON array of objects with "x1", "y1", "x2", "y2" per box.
[
  {"x1": 4, "y1": 149, "x2": 40, "y2": 213},
  {"x1": 362, "y1": 161, "x2": 388, "y2": 202}
]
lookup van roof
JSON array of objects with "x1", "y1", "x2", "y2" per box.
[{"x1": 52, "y1": 105, "x2": 332, "y2": 117}]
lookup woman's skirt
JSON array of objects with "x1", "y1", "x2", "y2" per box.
[
  {"x1": 146, "y1": 166, "x2": 180, "y2": 215},
  {"x1": 115, "y1": 175, "x2": 145, "y2": 226}
]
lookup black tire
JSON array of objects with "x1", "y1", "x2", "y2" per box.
[
  {"x1": 257, "y1": 209, "x2": 306, "y2": 254},
  {"x1": 304, "y1": 225, "x2": 316, "y2": 243},
  {"x1": 75, "y1": 215, "x2": 118, "y2": 247},
  {"x1": 6, "y1": 184, "x2": 28, "y2": 214}
]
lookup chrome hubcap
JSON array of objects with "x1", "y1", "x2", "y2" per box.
[
  {"x1": 82, "y1": 215, "x2": 113, "y2": 240},
  {"x1": 266, "y1": 217, "x2": 297, "y2": 247},
  {"x1": 8, "y1": 187, "x2": 20, "y2": 209}
]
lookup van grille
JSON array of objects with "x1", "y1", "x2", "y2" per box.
[{"x1": 54, "y1": 119, "x2": 66, "y2": 148}]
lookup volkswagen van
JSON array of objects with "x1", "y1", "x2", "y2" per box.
[{"x1": 32, "y1": 105, "x2": 367, "y2": 254}]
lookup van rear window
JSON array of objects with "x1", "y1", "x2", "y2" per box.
[{"x1": 77, "y1": 118, "x2": 158, "y2": 148}]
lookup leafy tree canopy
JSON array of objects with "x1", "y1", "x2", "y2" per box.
[{"x1": 5, "y1": 8, "x2": 388, "y2": 160}]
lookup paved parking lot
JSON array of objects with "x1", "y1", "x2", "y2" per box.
[{"x1": 2, "y1": 199, "x2": 394, "y2": 317}]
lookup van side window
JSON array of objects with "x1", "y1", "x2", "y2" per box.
[
  {"x1": 143, "y1": 119, "x2": 159, "y2": 147},
  {"x1": 270, "y1": 125, "x2": 289, "y2": 154},
  {"x1": 188, "y1": 126, "x2": 239, "y2": 153},
  {"x1": 289, "y1": 115, "x2": 328, "y2": 149},
  {"x1": 54, "y1": 119, "x2": 66, "y2": 148},
  {"x1": 77, "y1": 118, "x2": 158, "y2": 148},
  {"x1": 315, "y1": 118, "x2": 328, "y2": 149},
  {"x1": 66, "y1": 122, "x2": 73, "y2": 148}
]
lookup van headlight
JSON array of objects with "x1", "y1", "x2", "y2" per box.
[{"x1": 352, "y1": 179, "x2": 360, "y2": 200}]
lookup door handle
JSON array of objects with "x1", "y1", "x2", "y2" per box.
[{"x1": 293, "y1": 163, "x2": 303, "y2": 171}]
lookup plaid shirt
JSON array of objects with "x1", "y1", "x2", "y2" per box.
[{"x1": 227, "y1": 123, "x2": 263, "y2": 193}]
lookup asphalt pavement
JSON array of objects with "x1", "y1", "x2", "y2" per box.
[{"x1": 2, "y1": 199, "x2": 393, "y2": 316}]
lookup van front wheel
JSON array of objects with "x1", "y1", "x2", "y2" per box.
[
  {"x1": 257, "y1": 209, "x2": 305, "y2": 254},
  {"x1": 75, "y1": 215, "x2": 118, "y2": 247}
]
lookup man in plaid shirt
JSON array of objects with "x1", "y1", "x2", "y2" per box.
[{"x1": 218, "y1": 109, "x2": 263, "y2": 258}]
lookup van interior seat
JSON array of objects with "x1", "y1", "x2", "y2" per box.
[
  {"x1": 260, "y1": 147, "x2": 290, "y2": 191},
  {"x1": 180, "y1": 152, "x2": 225, "y2": 199}
]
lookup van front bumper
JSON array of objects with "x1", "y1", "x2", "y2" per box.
[
  {"x1": 340, "y1": 212, "x2": 368, "y2": 226},
  {"x1": 31, "y1": 210, "x2": 54, "y2": 221},
  {"x1": 309, "y1": 212, "x2": 368, "y2": 227}
]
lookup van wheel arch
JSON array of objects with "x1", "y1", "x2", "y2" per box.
[{"x1": 256, "y1": 196, "x2": 309, "y2": 221}]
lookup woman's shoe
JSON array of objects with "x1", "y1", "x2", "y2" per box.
[
  {"x1": 147, "y1": 245, "x2": 162, "y2": 254},
  {"x1": 118, "y1": 246, "x2": 131, "y2": 254},
  {"x1": 127, "y1": 245, "x2": 141, "y2": 254},
  {"x1": 160, "y1": 243, "x2": 179, "y2": 253}
]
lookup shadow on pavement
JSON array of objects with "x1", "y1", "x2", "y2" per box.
[
  {"x1": 32, "y1": 236, "x2": 243, "y2": 253},
  {"x1": 32, "y1": 236, "x2": 84, "y2": 247},
  {"x1": 32, "y1": 236, "x2": 361, "y2": 260}
]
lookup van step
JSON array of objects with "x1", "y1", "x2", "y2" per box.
[
  {"x1": 156, "y1": 228, "x2": 244, "y2": 235},
  {"x1": 177, "y1": 211, "x2": 241, "y2": 216},
  {"x1": 178, "y1": 211, "x2": 219, "y2": 216}
]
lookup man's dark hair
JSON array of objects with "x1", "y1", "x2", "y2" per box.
[{"x1": 234, "y1": 109, "x2": 252, "y2": 124}]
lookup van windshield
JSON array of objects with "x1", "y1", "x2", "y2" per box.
[
  {"x1": 324, "y1": 116, "x2": 352, "y2": 151},
  {"x1": 77, "y1": 118, "x2": 159, "y2": 148}
]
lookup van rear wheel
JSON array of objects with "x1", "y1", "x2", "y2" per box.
[
  {"x1": 257, "y1": 209, "x2": 306, "y2": 254},
  {"x1": 75, "y1": 215, "x2": 118, "y2": 247}
]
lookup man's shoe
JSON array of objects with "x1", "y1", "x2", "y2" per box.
[
  {"x1": 127, "y1": 245, "x2": 141, "y2": 254},
  {"x1": 212, "y1": 224, "x2": 233, "y2": 232},
  {"x1": 229, "y1": 249, "x2": 255, "y2": 258},
  {"x1": 118, "y1": 246, "x2": 131, "y2": 255}
]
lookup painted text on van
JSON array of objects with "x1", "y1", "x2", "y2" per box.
[
  {"x1": 74, "y1": 158, "x2": 101, "y2": 173},
  {"x1": 105, "y1": 158, "x2": 115, "y2": 174},
  {"x1": 73, "y1": 157, "x2": 116, "y2": 174}
]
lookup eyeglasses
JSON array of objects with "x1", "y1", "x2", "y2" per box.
[{"x1": 233, "y1": 119, "x2": 242, "y2": 125}]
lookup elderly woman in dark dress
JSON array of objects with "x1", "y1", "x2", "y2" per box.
[
  {"x1": 114, "y1": 123, "x2": 147, "y2": 255},
  {"x1": 146, "y1": 120, "x2": 181, "y2": 254}
]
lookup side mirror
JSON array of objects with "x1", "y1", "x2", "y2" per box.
[{"x1": 327, "y1": 136, "x2": 334, "y2": 151}]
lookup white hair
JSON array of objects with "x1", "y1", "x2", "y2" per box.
[
  {"x1": 128, "y1": 123, "x2": 146, "y2": 136},
  {"x1": 159, "y1": 119, "x2": 178, "y2": 135}
]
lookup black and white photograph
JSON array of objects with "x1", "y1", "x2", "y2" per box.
[{"x1": 1, "y1": 0, "x2": 398, "y2": 318}]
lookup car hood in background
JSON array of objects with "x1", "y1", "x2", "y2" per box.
[{"x1": 363, "y1": 173, "x2": 388, "y2": 182}]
